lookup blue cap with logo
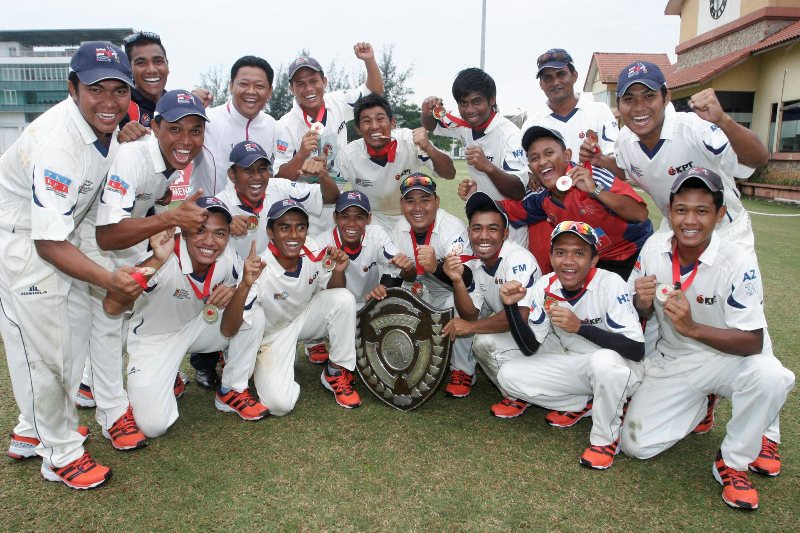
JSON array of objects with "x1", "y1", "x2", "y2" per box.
[
  {"x1": 154, "y1": 90, "x2": 208, "y2": 123},
  {"x1": 196, "y1": 196, "x2": 232, "y2": 223},
  {"x1": 70, "y1": 41, "x2": 133, "y2": 87},
  {"x1": 616, "y1": 61, "x2": 667, "y2": 96},
  {"x1": 267, "y1": 198, "x2": 309, "y2": 221},
  {"x1": 536, "y1": 48, "x2": 574, "y2": 78},
  {"x1": 335, "y1": 190, "x2": 371, "y2": 214},
  {"x1": 229, "y1": 140, "x2": 271, "y2": 169}
]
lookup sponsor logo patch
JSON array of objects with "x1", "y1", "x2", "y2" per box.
[{"x1": 44, "y1": 169, "x2": 72, "y2": 198}]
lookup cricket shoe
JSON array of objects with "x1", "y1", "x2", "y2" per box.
[
  {"x1": 215, "y1": 388, "x2": 270, "y2": 421},
  {"x1": 75, "y1": 383, "x2": 96, "y2": 408},
  {"x1": 713, "y1": 450, "x2": 758, "y2": 510},
  {"x1": 545, "y1": 399, "x2": 593, "y2": 428},
  {"x1": 490, "y1": 398, "x2": 529, "y2": 419},
  {"x1": 321, "y1": 367, "x2": 361, "y2": 409},
  {"x1": 444, "y1": 369, "x2": 476, "y2": 398},
  {"x1": 692, "y1": 394, "x2": 719, "y2": 434},
  {"x1": 102, "y1": 407, "x2": 147, "y2": 451},
  {"x1": 305, "y1": 342, "x2": 330, "y2": 365},
  {"x1": 8, "y1": 426, "x2": 90, "y2": 460},
  {"x1": 580, "y1": 439, "x2": 620, "y2": 470},
  {"x1": 41, "y1": 452, "x2": 111, "y2": 490},
  {"x1": 749, "y1": 436, "x2": 781, "y2": 477},
  {"x1": 174, "y1": 371, "x2": 189, "y2": 399}
]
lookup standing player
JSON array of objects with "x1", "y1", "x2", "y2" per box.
[
  {"x1": 0, "y1": 42, "x2": 143, "y2": 489},
  {"x1": 221, "y1": 199, "x2": 361, "y2": 415},
  {"x1": 622, "y1": 168, "x2": 794, "y2": 510},
  {"x1": 191, "y1": 56, "x2": 276, "y2": 196},
  {"x1": 118, "y1": 31, "x2": 169, "y2": 141},
  {"x1": 274, "y1": 44, "x2": 384, "y2": 235},
  {"x1": 439, "y1": 192, "x2": 541, "y2": 417},
  {"x1": 497, "y1": 221, "x2": 645, "y2": 470},
  {"x1": 337, "y1": 94, "x2": 456, "y2": 231}
]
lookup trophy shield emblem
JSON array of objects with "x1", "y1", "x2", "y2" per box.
[{"x1": 355, "y1": 287, "x2": 453, "y2": 411}]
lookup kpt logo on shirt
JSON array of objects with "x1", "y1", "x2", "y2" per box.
[
  {"x1": 44, "y1": 169, "x2": 72, "y2": 198},
  {"x1": 276, "y1": 140, "x2": 288, "y2": 153}
]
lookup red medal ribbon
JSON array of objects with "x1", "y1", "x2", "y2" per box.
[
  {"x1": 333, "y1": 228, "x2": 363, "y2": 255},
  {"x1": 671, "y1": 246, "x2": 700, "y2": 292},
  {"x1": 174, "y1": 237, "x2": 216, "y2": 302},
  {"x1": 445, "y1": 110, "x2": 496, "y2": 131},
  {"x1": 544, "y1": 268, "x2": 597, "y2": 303},
  {"x1": 268, "y1": 241, "x2": 328, "y2": 263},
  {"x1": 365, "y1": 138, "x2": 398, "y2": 162},
  {"x1": 236, "y1": 192, "x2": 265, "y2": 214},
  {"x1": 303, "y1": 104, "x2": 326, "y2": 128},
  {"x1": 410, "y1": 225, "x2": 434, "y2": 275}
]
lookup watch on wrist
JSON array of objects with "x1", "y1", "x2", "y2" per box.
[{"x1": 590, "y1": 184, "x2": 604, "y2": 198}]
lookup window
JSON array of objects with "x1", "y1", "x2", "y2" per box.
[
  {"x1": 3, "y1": 90, "x2": 18, "y2": 105},
  {"x1": 769, "y1": 100, "x2": 800, "y2": 152},
  {"x1": 673, "y1": 91, "x2": 754, "y2": 127}
]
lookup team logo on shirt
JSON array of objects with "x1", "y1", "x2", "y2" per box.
[
  {"x1": 276, "y1": 140, "x2": 288, "y2": 153},
  {"x1": 95, "y1": 46, "x2": 120, "y2": 63},
  {"x1": 394, "y1": 169, "x2": 412, "y2": 181},
  {"x1": 629, "y1": 165, "x2": 644, "y2": 179},
  {"x1": 273, "y1": 291, "x2": 289, "y2": 300},
  {"x1": 696, "y1": 295, "x2": 717, "y2": 305},
  {"x1": 107, "y1": 175, "x2": 129, "y2": 195},
  {"x1": 581, "y1": 317, "x2": 603, "y2": 325},
  {"x1": 20, "y1": 285, "x2": 47, "y2": 296},
  {"x1": 141, "y1": 113, "x2": 151, "y2": 126},
  {"x1": 173, "y1": 289, "x2": 190, "y2": 300},
  {"x1": 44, "y1": 169, "x2": 72, "y2": 198},
  {"x1": 668, "y1": 161, "x2": 694, "y2": 175}
]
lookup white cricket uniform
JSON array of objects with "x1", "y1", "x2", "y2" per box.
[
  {"x1": 615, "y1": 104, "x2": 756, "y2": 252},
  {"x1": 337, "y1": 128, "x2": 435, "y2": 231},
  {"x1": 216, "y1": 178, "x2": 323, "y2": 258},
  {"x1": 390, "y1": 209, "x2": 477, "y2": 374},
  {"x1": 190, "y1": 102, "x2": 277, "y2": 195},
  {"x1": 315, "y1": 225, "x2": 399, "y2": 308},
  {"x1": 126, "y1": 237, "x2": 264, "y2": 437},
  {"x1": 498, "y1": 268, "x2": 644, "y2": 446},
  {"x1": 274, "y1": 85, "x2": 372, "y2": 235},
  {"x1": 0, "y1": 98, "x2": 117, "y2": 467},
  {"x1": 620, "y1": 232, "x2": 795, "y2": 470},
  {"x1": 521, "y1": 94, "x2": 619, "y2": 156},
  {"x1": 241, "y1": 237, "x2": 357, "y2": 416},
  {"x1": 466, "y1": 240, "x2": 541, "y2": 394}
]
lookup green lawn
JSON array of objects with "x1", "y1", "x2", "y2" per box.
[{"x1": 1, "y1": 161, "x2": 799, "y2": 531}]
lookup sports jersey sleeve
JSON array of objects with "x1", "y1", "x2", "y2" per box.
[
  {"x1": 273, "y1": 120, "x2": 298, "y2": 174},
  {"x1": 433, "y1": 119, "x2": 464, "y2": 140},
  {"x1": 501, "y1": 194, "x2": 547, "y2": 228},
  {"x1": 336, "y1": 145, "x2": 357, "y2": 187},
  {"x1": 241, "y1": 279, "x2": 263, "y2": 328},
  {"x1": 693, "y1": 115, "x2": 754, "y2": 179},
  {"x1": 338, "y1": 85, "x2": 372, "y2": 119},
  {"x1": 499, "y1": 128, "x2": 529, "y2": 184},
  {"x1": 722, "y1": 259, "x2": 768, "y2": 332},
  {"x1": 271, "y1": 178, "x2": 324, "y2": 217},
  {"x1": 594, "y1": 167, "x2": 645, "y2": 204},
  {"x1": 372, "y1": 226, "x2": 399, "y2": 264},
  {"x1": 597, "y1": 104, "x2": 619, "y2": 155},
  {"x1": 506, "y1": 248, "x2": 541, "y2": 292},
  {"x1": 97, "y1": 150, "x2": 145, "y2": 226},
  {"x1": 524, "y1": 277, "x2": 552, "y2": 343},
  {"x1": 601, "y1": 273, "x2": 645, "y2": 343},
  {"x1": 30, "y1": 147, "x2": 84, "y2": 241}
]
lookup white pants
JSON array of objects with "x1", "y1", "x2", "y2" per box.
[
  {"x1": 620, "y1": 351, "x2": 794, "y2": 470},
  {"x1": 419, "y1": 287, "x2": 475, "y2": 375},
  {"x1": 471, "y1": 332, "x2": 528, "y2": 397},
  {"x1": 126, "y1": 311, "x2": 265, "y2": 438},
  {"x1": 0, "y1": 230, "x2": 89, "y2": 467},
  {"x1": 254, "y1": 289, "x2": 356, "y2": 416},
  {"x1": 499, "y1": 349, "x2": 643, "y2": 446}
]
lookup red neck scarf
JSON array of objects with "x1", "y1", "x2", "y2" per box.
[
  {"x1": 366, "y1": 138, "x2": 398, "y2": 162},
  {"x1": 544, "y1": 268, "x2": 597, "y2": 303},
  {"x1": 174, "y1": 237, "x2": 216, "y2": 301},
  {"x1": 333, "y1": 228, "x2": 363, "y2": 255},
  {"x1": 303, "y1": 104, "x2": 326, "y2": 128}
]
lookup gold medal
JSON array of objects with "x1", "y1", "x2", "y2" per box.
[
  {"x1": 544, "y1": 296, "x2": 559, "y2": 312},
  {"x1": 322, "y1": 250, "x2": 336, "y2": 272},
  {"x1": 656, "y1": 283, "x2": 673, "y2": 303},
  {"x1": 411, "y1": 282, "x2": 424, "y2": 297},
  {"x1": 202, "y1": 303, "x2": 220, "y2": 324},
  {"x1": 432, "y1": 106, "x2": 447, "y2": 121},
  {"x1": 246, "y1": 214, "x2": 259, "y2": 232}
]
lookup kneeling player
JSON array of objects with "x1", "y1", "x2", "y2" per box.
[
  {"x1": 497, "y1": 221, "x2": 644, "y2": 469},
  {"x1": 622, "y1": 168, "x2": 795, "y2": 510},
  {"x1": 222, "y1": 199, "x2": 361, "y2": 415}
]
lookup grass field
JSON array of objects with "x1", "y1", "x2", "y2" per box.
[{"x1": 1, "y1": 160, "x2": 799, "y2": 531}]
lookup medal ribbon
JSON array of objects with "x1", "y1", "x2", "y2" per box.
[
  {"x1": 303, "y1": 104, "x2": 326, "y2": 128},
  {"x1": 445, "y1": 110, "x2": 496, "y2": 131},
  {"x1": 410, "y1": 224, "x2": 434, "y2": 275},
  {"x1": 365, "y1": 139, "x2": 398, "y2": 162},
  {"x1": 236, "y1": 192, "x2": 265, "y2": 215},
  {"x1": 543, "y1": 268, "x2": 597, "y2": 303},
  {"x1": 174, "y1": 237, "x2": 216, "y2": 302},
  {"x1": 671, "y1": 246, "x2": 700, "y2": 291},
  {"x1": 333, "y1": 228, "x2": 363, "y2": 255}
]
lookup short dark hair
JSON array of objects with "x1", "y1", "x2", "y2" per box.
[
  {"x1": 230, "y1": 56, "x2": 274, "y2": 85},
  {"x1": 452, "y1": 68, "x2": 496, "y2": 102},
  {"x1": 669, "y1": 177, "x2": 724, "y2": 210},
  {"x1": 468, "y1": 203, "x2": 506, "y2": 225},
  {"x1": 123, "y1": 32, "x2": 167, "y2": 61},
  {"x1": 354, "y1": 93, "x2": 393, "y2": 125},
  {"x1": 68, "y1": 71, "x2": 80, "y2": 92},
  {"x1": 521, "y1": 127, "x2": 566, "y2": 153}
]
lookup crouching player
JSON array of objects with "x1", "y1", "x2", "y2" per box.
[
  {"x1": 497, "y1": 221, "x2": 644, "y2": 469},
  {"x1": 439, "y1": 192, "x2": 541, "y2": 417},
  {"x1": 104, "y1": 197, "x2": 268, "y2": 437},
  {"x1": 222, "y1": 199, "x2": 360, "y2": 415},
  {"x1": 621, "y1": 168, "x2": 795, "y2": 510}
]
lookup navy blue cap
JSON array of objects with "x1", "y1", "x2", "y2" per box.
[
  {"x1": 70, "y1": 41, "x2": 133, "y2": 87},
  {"x1": 465, "y1": 191, "x2": 508, "y2": 228},
  {"x1": 288, "y1": 56, "x2": 323, "y2": 81},
  {"x1": 335, "y1": 190, "x2": 371, "y2": 214},
  {"x1": 229, "y1": 140, "x2": 271, "y2": 168},
  {"x1": 399, "y1": 172, "x2": 437, "y2": 197},
  {"x1": 196, "y1": 196, "x2": 232, "y2": 223},
  {"x1": 670, "y1": 167, "x2": 724, "y2": 194},
  {"x1": 267, "y1": 198, "x2": 309, "y2": 221},
  {"x1": 536, "y1": 48, "x2": 574, "y2": 78},
  {"x1": 521, "y1": 125, "x2": 566, "y2": 152},
  {"x1": 154, "y1": 90, "x2": 208, "y2": 123},
  {"x1": 616, "y1": 61, "x2": 667, "y2": 96}
]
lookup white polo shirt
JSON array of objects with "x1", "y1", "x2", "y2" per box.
[
  {"x1": 615, "y1": 104, "x2": 754, "y2": 243},
  {"x1": 130, "y1": 236, "x2": 242, "y2": 337},
  {"x1": 242, "y1": 236, "x2": 332, "y2": 332},
  {"x1": 521, "y1": 268, "x2": 643, "y2": 353},
  {"x1": 0, "y1": 98, "x2": 117, "y2": 242},
  {"x1": 465, "y1": 240, "x2": 540, "y2": 313},
  {"x1": 521, "y1": 94, "x2": 618, "y2": 156},
  {"x1": 216, "y1": 178, "x2": 323, "y2": 259},
  {"x1": 630, "y1": 231, "x2": 771, "y2": 371},
  {"x1": 315, "y1": 225, "x2": 398, "y2": 303},
  {"x1": 434, "y1": 113, "x2": 527, "y2": 200},
  {"x1": 337, "y1": 128, "x2": 434, "y2": 231},
  {"x1": 190, "y1": 102, "x2": 277, "y2": 196}
]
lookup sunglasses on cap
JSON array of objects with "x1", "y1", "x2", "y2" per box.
[
  {"x1": 537, "y1": 49, "x2": 572, "y2": 68},
  {"x1": 551, "y1": 220, "x2": 599, "y2": 246},
  {"x1": 123, "y1": 31, "x2": 162, "y2": 46},
  {"x1": 401, "y1": 174, "x2": 433, "y2": 188}
]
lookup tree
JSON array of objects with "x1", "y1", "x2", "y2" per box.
[
  {"x1": 197, "y1": 64, "x2": 230, "y2": 107},
  {"x1": 378, "y1": 44, "x2": 414, "y2": 111},
  {"x1": 266, "y1": 66, "x2": 292, "y2": 120}
]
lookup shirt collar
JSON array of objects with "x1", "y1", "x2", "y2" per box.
[
  {"x1": 147, "y1": 134, "x2": 168, "y2": 174},
  {"x1": 226, "y1": 101, "x2": 260, "y2": 126},
  {"x1": 178, "y1": 236, "x2": 194, "y2": 275},
  {"x1": 66, "y1": 97, "x2": 101, "y2": 146},
  {"x1": 660, "y1": 230, "x2": 720, "y2": 267}
]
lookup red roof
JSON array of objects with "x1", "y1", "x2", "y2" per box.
[{"x1": 590, "y1": 52, "x2": 673, "y2": 84}]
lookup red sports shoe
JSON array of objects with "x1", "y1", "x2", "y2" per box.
[
  {"x1": 102, "y1": 407, "x2": 147, "y2": 451},
  {"x1": 749, "y1": 435, "x2": 781, "y2": 477},
  {"x1": 321, "y1": 368, "x2": 361, "y2": 408},
  {"x1": 306, "y1": 343, "x2": 330, "y2": 365},
  {"x1": 41, "y1": 452, "x2": 112, "y2": 489},
  {"x1": 490, "y1": 398, "x2": 529, "y2": 418},
  {"x1": 215, "y1": 388, "x2": 270, "y2": 421},
  {"x1": 713, "y1": 450, "x2": 758, "y2": 510},
  {"x1": 444, "y1": 369, "x2": 475, "y2": 398},
  {"x1": 8, "y1": 426, "x2": 90, "y2": 460},
  {"x1": 75, "y1": 382, "x2": 96, "y2": 408},
  {"x1": 174, "y1": 371, "x2": 188, "y2": 399},
  {"x1": 692, "y1": 394, "x2": 719, "y2": 434},
  {"x1": 580, "y1": 440, "x2": 619, "y2": 470},
  {"x1": 545, "y1": 399, "x2": 593, "y2": 428}
]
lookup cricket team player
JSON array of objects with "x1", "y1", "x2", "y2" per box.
[{"x1": 119, "y1": 31, "x2": 169, "y2": 138}]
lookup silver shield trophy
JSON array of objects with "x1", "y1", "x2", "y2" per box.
[{"x1": 356, "y1": 287, "x2": 453, "y2": 411}]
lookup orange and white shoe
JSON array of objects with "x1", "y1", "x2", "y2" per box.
[
  {"x1": 545, "y1": 399, "x2": 593, "y2": 428},
  {"x1": 174, "y1": 371, "x2": 189, "y2": 399},
  {"x1": 444, "y1": 369, "x2": 476, "y2": 398},
  {"x1": 215, "y1": 388, "x2": 270, "y2": 421},
  {"x1": 102, "y1": 407, "x2": 147, "y2": 451},
  {"x1": 490, "y1": 398, "x2": 529, "y2": 419},
  {"x1": 305, "y1": 342, "x2": 330, "y2": 365},
  {"x1": 713, "y1": 450, "x2": 759, "y2": 510},
  {"x1": 41, "y1": 452, "x2": 112, "y2": 490},
  {"x1": 580, "y1": 440, "x2": 620, "y2": 470},
  {"x1": 75, "y1": 382, "x2": 96, "y2": 408},
  {"x1": 8, "y1": 426, "x2": 90, "y2": 460},
  {"x1": 749, "y1": 435, "x2": 781, "y2": 477},
  {"x1": 321, "y1": 367, "x2": 361, "y2": 409},
  {"x1": 691, "y1": 394, "x2": 719, "y2": 434}
]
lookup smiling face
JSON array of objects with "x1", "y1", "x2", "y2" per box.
[
  {"x1": 401, "y1": 190, "x2": 440, "y2": 233},
  {"x1": 356, "y1": 105, "x2": 395, "y2": 149},
  {"x1": 290, "y1": 68, "x2": 327, "y2": 114},
  {"x1": 669, "y1": 187, "x2": 726, "y2": 255},
  {"x1": 550, "y1": 233, "x2": 598, "y2": 292},
  {"x1": 69, "y1": 79, "x2": 131, "y2": 140},
  {"x1": 538, "y1": 66, "x2": 578, "y2": 106},
  {"x1": 468, "y1": 210, "x2": 507, "y2": 261},
  {"x1": 151, "y1": 115, "x2": 205, "y2": 170},
  {"x1": 618, "y1": 84, "x2": 669, "y2": 148},
  {"x1": 334, "y1": 206, "x2": 370, "y2": 248},
  {"x1": 526, "y1": 137, "x2": 572, "y2": 192},
  {"x1": 456, "y1": 90, "x2": 494, "y2": 127},
  {"x1": 230, "y1": 66, "x2": 272, "y2": 120},
  {"x1": 184, "y1": 211, "x2": 230, "y2": 274},
  {"x1": 267, "y1": 210, "x2": 308, "y2": 262},
  {"x1": 129, "y1": 42, "x2": 169, "y2": 102},
  {"x1": 228, "y1": 159, "x2": 271, "y2": 204}
]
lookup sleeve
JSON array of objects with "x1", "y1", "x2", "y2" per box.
[
  {"x1": 505, "y1": 249, "x2": 541, "y2": 292},
  {"x1": 694, "y1": 115, "x2": 754, "y2": 179},
  {"x1": 597, "y1": 103, "x2": 619, "y2": 155},
  {"x1": 613, "y1": 140, "x2": 635, "y2": 183},
  {"x1": 601, "y1": 171, "x2": 646, "y2": 205},
  {"x1": 275, "y1": 178, "x2": 324, "y2": 217},
  {"x1": 433, "y1": 118, "x2": 464, "y2": 140},
  {"x1": 337, "y1": 145, "x2": 357, "y2": 187},
  {"x1": 224, "y1": 250, "x2": 243, "y2": 286},
  {"x1": 240, "y1": 281, "x2": 262, "y2": 328},
  {"x1": 465, "y1": 261, "x2": 485, "y2": 310},
  {"x1": 338, "y1": 84, "x2": 372, "y2": 118},
  {"x1": 374, "y1": 226, "x2": 399, "y2": 263},
  {"x1": 438, "y1": 225, "x2": 469, "y2": 259},
  {"x1": 519, "y1": 276, "x2": 551, "y2": 343},
  {"x1": 273, "y1": 119, "x2": 298, "y2": 174},
  {"x1": 30, "y1": 147, "x2": 84, "y2": 241},
  {"x1": 502, "y1": 194, "x2": 547, "y2": 228},
  {"x1": 500, "y1": 127, "x2": 528, "y2": 185},
  {"x1": 601, "y1": 273, "x2": 644, "y2": 343},
  {"x1": 96, "y1": 152, "x2": 144, "y2": 226},
  {"x1": 723, "y1": 259, "x2": 768, "y2": 332}
]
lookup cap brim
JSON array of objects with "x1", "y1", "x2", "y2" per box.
[
  {"x1": 289, "y1": 65, "x2": 322, "y2": 81},
  {"x1": 205, "y1": 206, "x2": 232, "y2": 223},
  {"x1": 75, "y1": 68, "x2": 134, "y2": 87},
  {"x1": 552, "y1": 229, "x2": 597, "y2": 248},
  {"x1": 617, "y1": 79, "x2": 664, "y2": 96},
  {"x1": 536, "y1": 62, "x2": 570, "y2": 78},
  {"x1": 232, "y1": 154, "x2": 270, "y2": 169},
  {"x1": 670, "y1": 174, "x2": 722, "y2": 194},
  {"x1": 400, "y1": 185, "x2": 436, "y2": 197},
  {"x1": 155, "y1": 109, "x2": 209, "y2": 123},
  {"x1": 335, "y1": 200, "x2": 370, "y2": 214}
]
